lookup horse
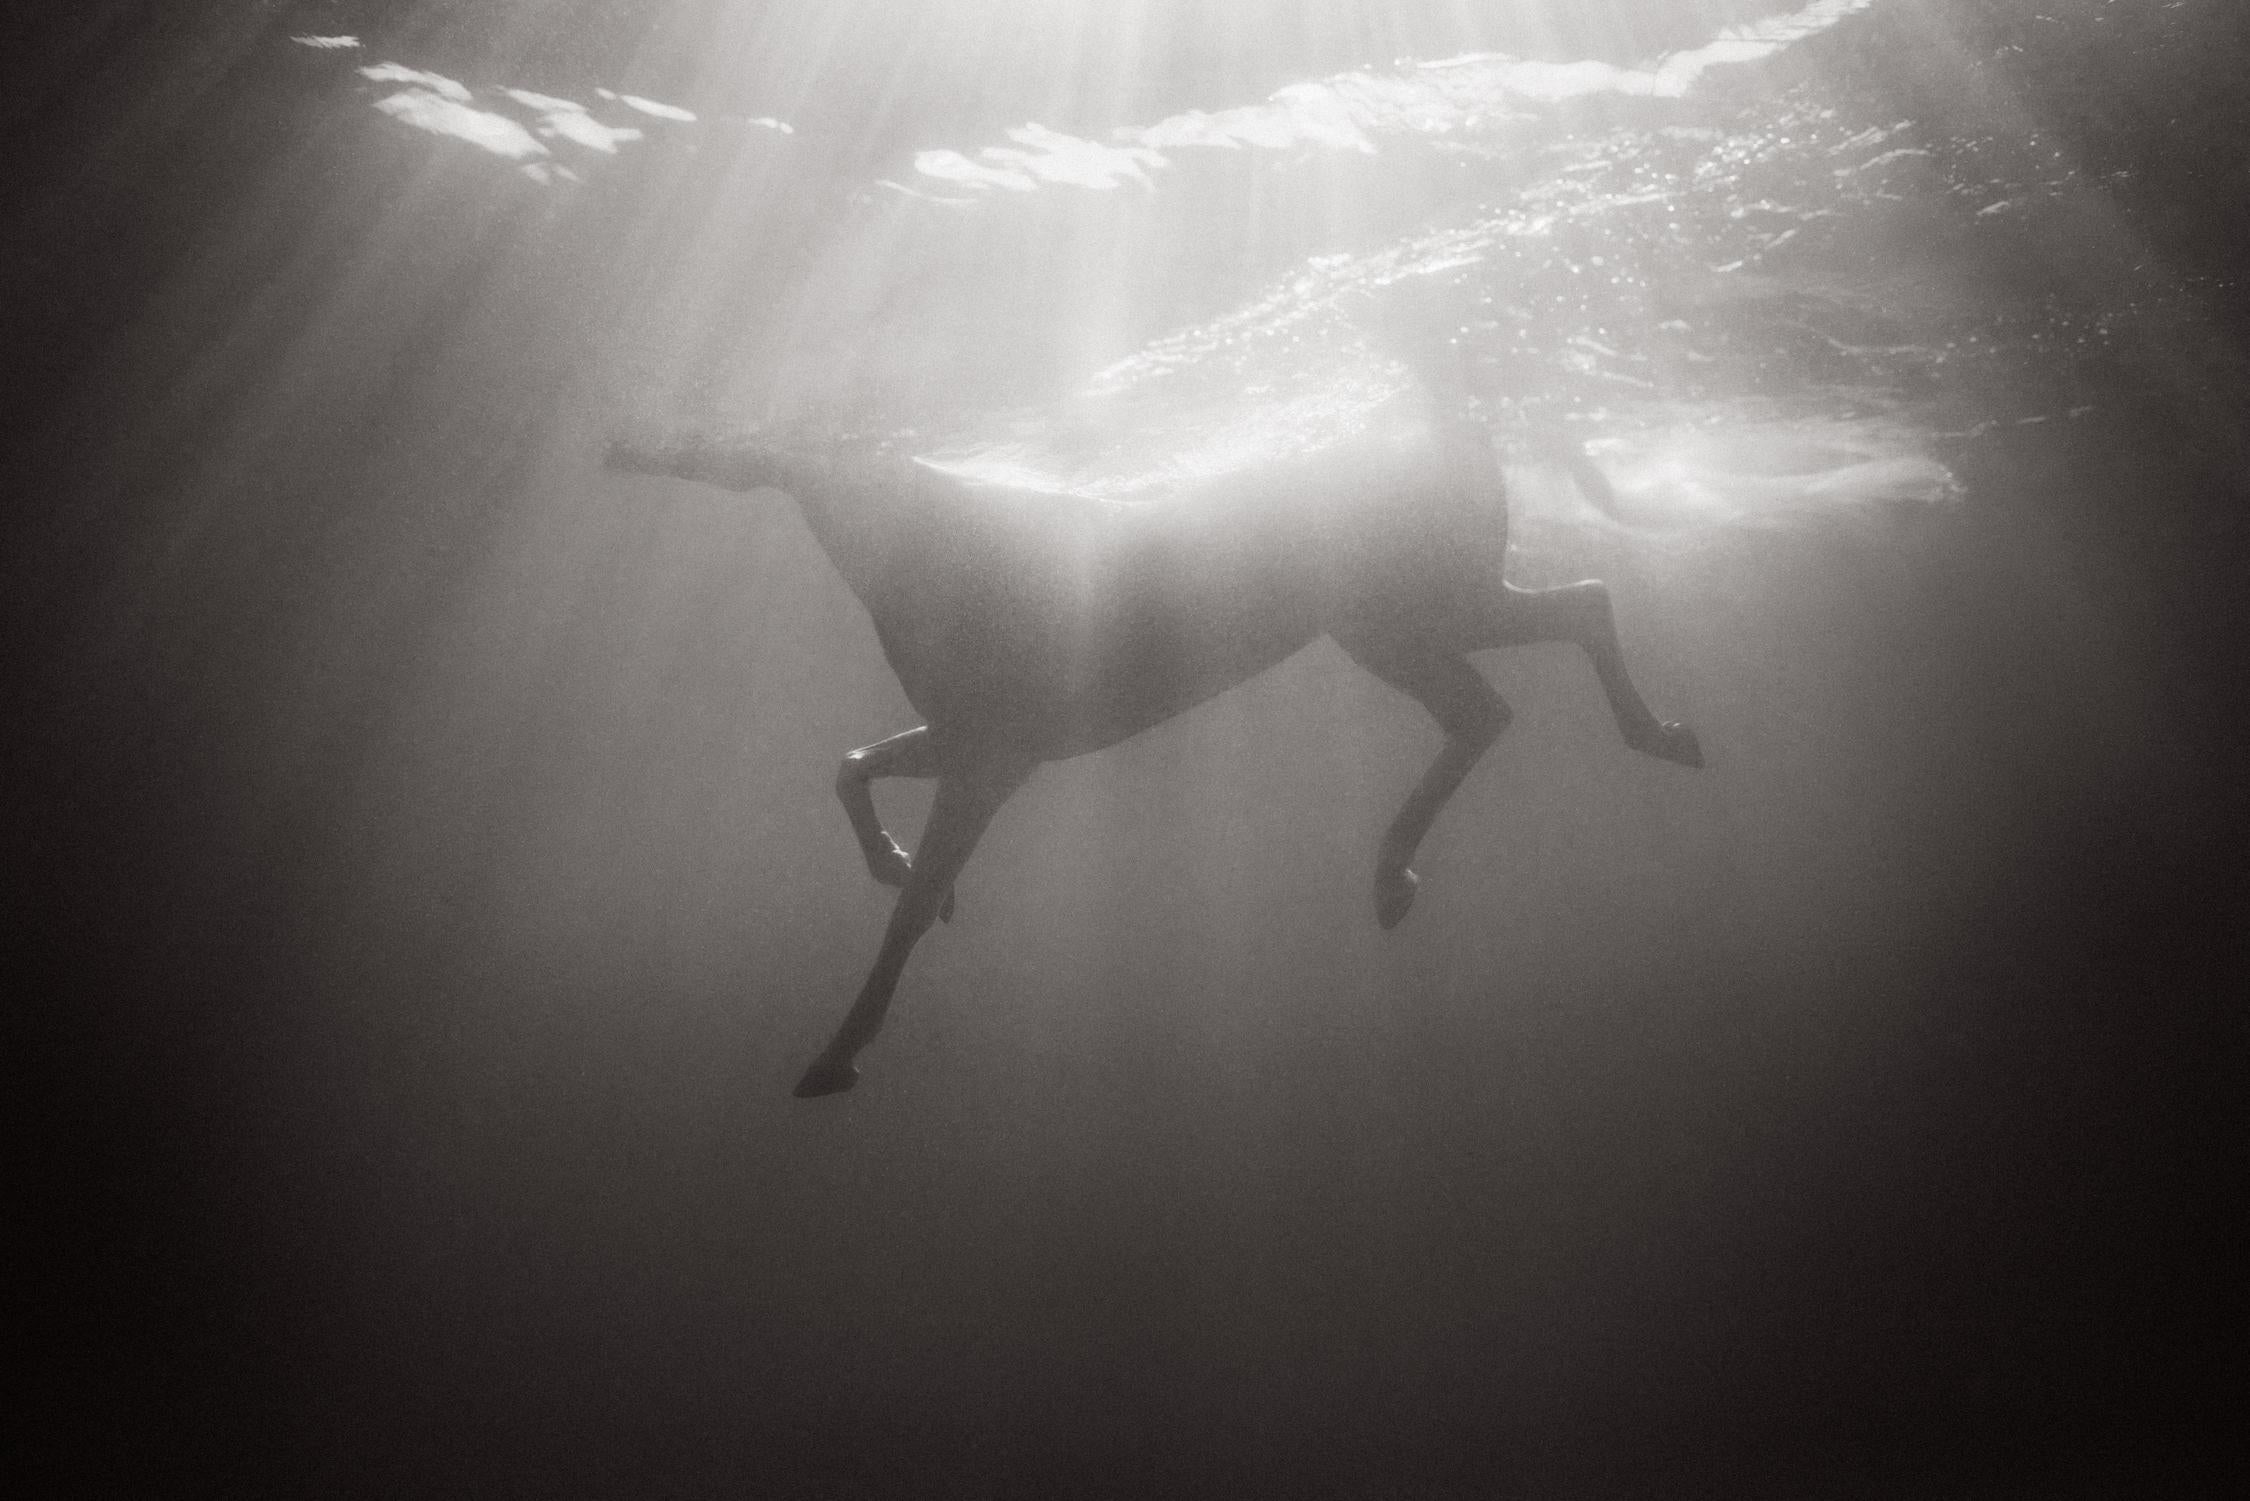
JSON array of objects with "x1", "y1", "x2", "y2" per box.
[{"x1": 605, "y1": 384, "x2": 1702, "y2": 1096}]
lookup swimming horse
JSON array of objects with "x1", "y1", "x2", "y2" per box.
[{"x1": 606, "y1": 372, "x2": 1704, "y2": 1097}]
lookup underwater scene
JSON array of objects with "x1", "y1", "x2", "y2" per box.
[{"x1": 12, "y1": 1, "x2": 2245, "y2": 1493}]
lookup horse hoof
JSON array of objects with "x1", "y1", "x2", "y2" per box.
[
  {"x1": 1375, "y1": 867, "x2": 1420, "y2": 930},
  {"x1": 793, "y1": 1056, "x2": 859, "y2": 1098},
  {"x1": 1636, "y1": 721, "x2": 1705, "y2": 769}
]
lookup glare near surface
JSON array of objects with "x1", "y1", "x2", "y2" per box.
[{"x1": 12, "y1": 1, "x2": 2247, "y2": 1494}]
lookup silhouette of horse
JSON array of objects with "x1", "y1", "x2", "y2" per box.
[{"x1": 607, "y1": 383, "x2": 1702, "y2": 1096}]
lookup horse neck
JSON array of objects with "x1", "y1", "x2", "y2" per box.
[
  {"x1": 696, "y1": 438, "x2": 912, "y2": 603},
  {"x1": 789, "y1": 458, "x2": 916, "y2": 604}
]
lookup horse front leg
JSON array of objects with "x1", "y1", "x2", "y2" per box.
[
  {"x1": 796, "y1": 757, "x2": 1029, "y2": 1098},
  {"x1": 836, "y1": 726, "x2": 960, "y2": 921},
  {"x1": 1335, "y1": 634, "x2": 1513, "y2": 929}
]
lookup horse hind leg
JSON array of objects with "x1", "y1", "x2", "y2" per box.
[
  {"x1": 1477, "y1": 581, "x2": 1704, "y2": 768},
  {"x1": 1334, "y1": 633, "x2": 1513, "y2": 930},
  {"x1": 796, "y1": 757, "x2": 1028, "y2": 1097}
]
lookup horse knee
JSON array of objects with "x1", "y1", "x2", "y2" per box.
[
  {"x1": 1470, "y1": 696, "x2": 1514, "y2": 749},
  {"x1": 836, "y1": 751, "x2": 872, "y2": 799},
  {"x1": 1564, "y1": 578, "x2": 1612, "y2": 623},
  {"x1": 1449, "y1": 690, "x2": 1513, "y2": 750}
]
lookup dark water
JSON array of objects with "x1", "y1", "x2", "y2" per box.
[{"x1": 12, "y1": 2, "x2": 2247, "y2": 1494}]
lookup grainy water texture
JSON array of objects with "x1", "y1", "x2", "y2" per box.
[{"x1": 12, "y1": 1, "x2": 2245, "y2": 1494}]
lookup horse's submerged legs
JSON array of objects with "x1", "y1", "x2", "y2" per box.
[
  {"x1": 1334, "y1": 577, "x2": 1704, "y2": 931},
  {"x1": 1334, "y1": 633, "x2": 1515, "y2": 929},
  {"x1": 1478, "y1": 581, "x2": 1705, "y2": 769},
  {"x1": 836, "y1": 726, "x2": 961, "y2": 922},
  {"x1": 795, "y1": 755, "x2": 1030, "y2": 1097}
]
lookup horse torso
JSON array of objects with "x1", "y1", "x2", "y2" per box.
[{"x1": 845, "y1": 433, "x2": 1508, "y2": 760}]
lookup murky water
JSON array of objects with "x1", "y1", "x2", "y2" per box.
[{"x1": 16, "y1": 2, "x2": 2245, "y2": 1494}]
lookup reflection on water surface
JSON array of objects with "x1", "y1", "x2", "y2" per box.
[{"x1": 306, "y1": 0, "x2": 2181, "y2": 554}]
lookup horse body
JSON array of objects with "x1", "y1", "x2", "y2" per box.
[
  {"x1": 607, "y1": 406, "x2": 1700, "y2": 1097},
  {"x1": 879, "y1": 439, "x2": 1495, "y2": 759}
]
